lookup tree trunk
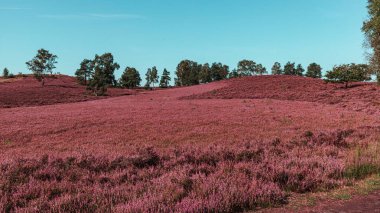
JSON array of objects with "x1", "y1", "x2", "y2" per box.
[{"x1": 345, "y1": 82, "x2": 348, "y2": 88}]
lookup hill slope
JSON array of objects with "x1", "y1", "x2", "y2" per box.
[
  {"x1": 184, "y1": 75, "x2": 380, "y2": 114},
  {"x1": 0, "y1": 75, "x2": 135, "y2": 108}
]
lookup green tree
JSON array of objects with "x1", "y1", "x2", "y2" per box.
[
  {"x1": 255, "y1": 64, "x2": 267, "y2": 75},
  {"x1": 325, "y1": 63, "x2": 371, "y2": 88},
  {"x1": 228, "y1": 69, "x2": 239, "y2": 78},
  {"x1": 150, "y1": 66, "x2": 159, "y2": 88},
  {"x1": 271, "y1": 62, "x2": 282, "y2": 75},
  {"x1": 210, "y1": 63, "x2": 229, "y2": 81},
  {"x1": 159, "y1": 68, "x2": 171, "y2": 88},
  {"x1": 295, "y1": 64, "x2": 304, "y2": 76},
  {"x1": 3, "y1": 68, "x2": 9, "y2": 78},
  {"x1": 144, "y1": 68, "x2": 152, "y2": 88},
  {"x1": 199, "y1": 63, "x2": 212, "y2": 83},
  {"x1": 362, "y1": 0, "x2": 380, "y2": 84},
  {"x1": 237, "y1": 59, "x2": 256, "y2": 76},
  {"x1": 75, "y1": 59, "x2": 94, "y2": 85},
  {"x1": 284, "y1": 62, "x2": 296, "y2": 75},
  {"x1": 175, "y1": 60, "x2": 200, "y2": 86},
  {"x1": 306, "y1": 63, "x2": 322, "y2": 78},
  {"x1": 88, "y1": 67, "x2": 107, "y2": 96},
  {"x1": 120, "y1": 67, "x2": 141, "y2": 89},
  {"x1": 26, "y1": 49, "x2": 58, "y2": 86},
  {"x1": 93, "y1": 53, "x2": 120, "y2": 86}
]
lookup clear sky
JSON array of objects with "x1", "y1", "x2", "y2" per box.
[{"x1": 0, "y1": 0, "x2": 368, "y2": 82}]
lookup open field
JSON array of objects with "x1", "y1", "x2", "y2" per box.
[{"x1": 1, "y1": 76, "x2": 380, "y2": 212}]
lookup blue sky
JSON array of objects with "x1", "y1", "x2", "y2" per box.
[{"x1": 0, "y1": 0, "x2": 368, "y2": 81}]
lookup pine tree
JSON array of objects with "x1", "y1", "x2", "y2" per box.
[
  {"x1": 306, "y1": 63, "x2": 322, "y2": 78},
  {"x1": 151, "y1": 66, "x2": 159, "y2": 88},
  {"x1": 75, "y1": 59, "x2": 94, "y2": 85},
  {"x1": 271, "y1": 62, "x2": 282, "y2": 75},
  {"x1": 284, "y1": 62, "x2": 296, "y2": 75},
  {"x1": 295, "y1": 64, "x2": 304, "y2": 76},
  {"x1": 159, "y1": 68, "x2": 171, "y2": 88}
]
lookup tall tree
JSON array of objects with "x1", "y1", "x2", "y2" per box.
[
  {"x1": 2, "y1": 68, "x2": 9, "y2": 78},
  {"x1": 271, "y1": 62, "x2": 282, "y2": 75},
  {"x1": 255, "y1": 64, "x2": 267, "y2": 75},
  {"x1": 145, "y1": 68, "x2": 152, "y2": 88},
  {"x1": 120, "y1": 67, "x2": 141, "y2": 89},
  {"x1": 75, "y1": 59, "x2": 94, "y2": 85},
  {"x1": 362, "y1": 0, "x2": 380, "y2": 84},
  {"x1": 210, "y1": 63, "x2": 229, "y2": 81},
  {"x1": 283, "y1": 62, "x2": 296, "y2": 75},
  {"x1": 88, "y1": 66, "x2": 107, "y2": 96},
  {"x1": 306, "y1": 63, "x2": 322, "y2": 78},
  {"x1": 150, "y1": 66, "x2": 159, "y2": 88},
  {"x1": 295, "y1": 64, "x2": 304, "y2": 76},
  {"x1": 92, "y1": 53, "x2": 120, "y2": 86},
  {"x1": 26, "y1": 49, "x2": 57, "y2": 86},
  {"x1": 159, "y1": 68, "x2": 171, "y2": 88},
  {"x1": 175, "y1": 60, "x2": 200, "y2": 86},
  {"x1": 325, "y1": 63, "x2": 371, "y2": 88},
  {"x1": 237, "y1": 59, "x2": 256, "y2": 76},
  {"x1": 199, "y1": 63, "x2": 212, "y2": 83}
]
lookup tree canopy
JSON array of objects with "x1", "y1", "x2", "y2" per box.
[
  {"x1": 199, "y1": 63, "x2": 212, "y2": 83},
  {"x1": 306, "y1": 63, "x2": 322, "y2": 78},
  {"x1": 271, "y1": 62, "x2": 282, "y2": 75},
  {"x1": 283, "y1": 62, "x2": 296, "y2": 75},
  {"x1": 325, "y1": 63, "x2": 371, "y2": 88},
  {"x1": 75, "y1": 59, "x2": 94, "y2": 85},
  {"x1": 175, "y1": 60, "x2": 200, "y2": 86},
  {"x1": 92, "y1": 53, "x2": 120, "y2": 87},
  {"x1": 159, "y1": 68, "x2": 171, "y2": 88},
  {"x1": 26, "y1": 49, "x2": 58, "y2": 86},
  {"x1": 210, "y1": 63, "x2": 229, "y2": 81},
  {"x1": 362, "y1": 0, "x2": 380, "y2": 84},
  {"x1": 237, "y1": 60, "x2": 256, "y2": 76},
  {"x1": 120, "y1": 67, "x2": 141, "y2": 89}
]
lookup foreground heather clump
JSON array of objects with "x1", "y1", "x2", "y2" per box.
[{"x1": 1, "y1": 129, "x2": 371, "y2": 212}]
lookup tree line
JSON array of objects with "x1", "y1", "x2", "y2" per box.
[{"x1": 1, "y1": 48, "x2": 376, "y2": 95}]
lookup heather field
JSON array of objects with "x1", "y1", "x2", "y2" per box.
[
  {"x1": 0, "y1": 76, "x2": 135, "y2": 108},
  {"x1": 1, "y1": 76, "x2": 380, "y2": 212}
]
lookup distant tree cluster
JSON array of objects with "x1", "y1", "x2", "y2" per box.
[
  {"x1": 74, "y1": 53, "x2": 120, "y2": 95},
  {"x1": 21, "y1": 47, "x2": 375, "y2": 96},
  {"x1": 175, "y1": 60, "x2": 229, "y2": 86},
  {"x1": 270, "y1": 62, "x2": 322, "y2": 78},
  {"x1": 74, "y1": 54, "x2": 172, "y2": 94}
]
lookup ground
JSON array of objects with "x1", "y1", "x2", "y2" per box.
[{"x1": 0, "y1": 75, "x2": 379, "y2": 212}]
